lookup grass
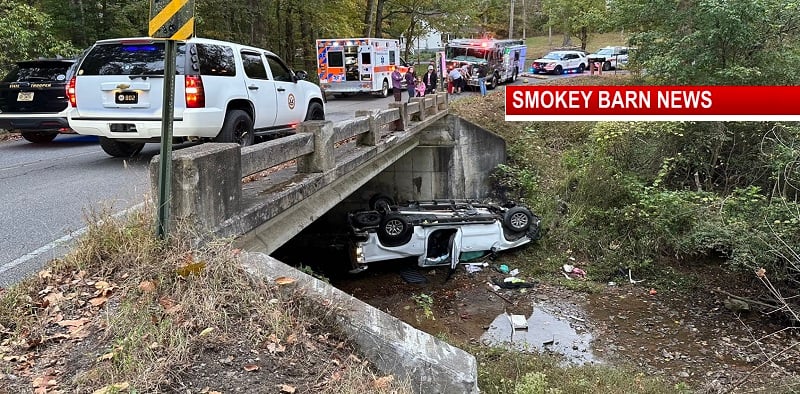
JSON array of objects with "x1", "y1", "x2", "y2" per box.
[
  {"x1": 472, "y1": 346, "x2": 685, "y2": 394},
  {"x1": 0, "y1": 206, "x2": 412, "y2": 393}
]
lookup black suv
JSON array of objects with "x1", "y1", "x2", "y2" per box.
[{"x1": 0, "y1": 58, "x2": 78, "y2": 143}]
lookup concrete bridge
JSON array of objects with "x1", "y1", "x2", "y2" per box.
[{"x1": 148, "y1": 92, "x2": 509, "y2": 394}]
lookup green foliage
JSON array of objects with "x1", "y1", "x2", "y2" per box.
[
  {"x1": 612, "y1": 0, "x2": 800, "y2": 84},
  {"x1": 513, "y1": 372, "x2": 561, "y2": 394},
  {"x1": 411, "y1": 293, "x2": 435, "y2": 321},
  {"x1": 0, "y1": 1, "x2": 78, "y2": 75},
  {"x1": 555, "y1": 119, "x2": 800, "y2": 289}
]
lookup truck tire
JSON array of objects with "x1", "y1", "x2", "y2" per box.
[
  {"x1": 487, "y1": 74, "x2": 498, "y2": 90},
  {"x1": 369, "y1": 194, "x2": 395, "y2": 212},
  {"x1": 21, "y1": 131, "x2": 58, "y2": 144},
  {"x1": 503, "y1": 207, "x2": 532, "y2": 233},
  {"x1": 380, "y1": 79, "x2": 390, "y2": 98},
  {"x1": 378, "y1": 213, "x2": 413, "y2": 247},
  {"x1": 304, "y1": 101, "x2": 325, "y2": 121},
  {"x1": 603, "y1": 61, "x2": 612, "y2": 71},
  {"x1": 99, "y1": 137, "x2": 145, "y2": 158},
  {"x1": 216, "y1": 109, "x2": 254, "y2": 146},
  {"x1": 554, "y1": 66, "x2": 563, "y2": 75}
]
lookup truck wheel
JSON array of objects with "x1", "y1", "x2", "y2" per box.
[
  {"x1": 380, "y1": 79, "x2": 389, "y2": 98},
  {"x1": 352, "y1": 210, "x2": 382, "y2": 228},
  {"x1": 305, "y1": 101, "x2": 325, "y2": 121},
  {"x1": 503, "y1": 207, "x2": 532, "y2": 233},
  {"x1": 554, "y1": 66, "x2": 563, "y2": 75},
  {"x1": 603, "y1": 61, "x2": 612, "y2": 71},
  {"x1": 487, "y1": 74, "x2": 498, "y2": 90},
  {"x1": 578, "y1": 64, "x2": 585, "y2": 73},
  {"x1": 99, "y1": 137, "x2": 145, "y2": 158},
  {"x1": 369, "y1": 194, "x2": 395, "y2": 212},
  {"x1": 216, "y1": 109, "x2": 254, "y2": 146},
  {"x1": 21, "y1": 131, "x2": 58, "y2": 144},
  {"x1": 378, "y1": 213, "x2": 413, "y2": 247}
]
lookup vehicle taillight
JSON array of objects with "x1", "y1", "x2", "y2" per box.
[
  {"x1": 67, "y1": 76, "x2": 76, "y2": 107},
  {"x1": 185, "y1": 75, "x2": 205, "y2": 108}
]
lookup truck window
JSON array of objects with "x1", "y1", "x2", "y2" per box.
[
  {"x1": 389, "y1": 51, "x2": 396, "y2": 65},
  {"x1": 328, "y1": 51, "x2": 344, "y2": 67},
  {"x1": 241, "y1": 51, "x2": 268, "y2": 79},
  {"x1": 196, "y1": 44, "x2": 235, "y2": 76},
  {"x1": 361, "y1": 52, "x2": 371, "y2": 64},
  {"x1": 265, "y1": 54, "x2": 293, "y2": 82},
  {"x1": 79, "y1": 42, "x2": 186, "y2": 76}
]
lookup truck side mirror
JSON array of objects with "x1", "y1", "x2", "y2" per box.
[{"x1": 295, "y1": 70, "x2": 308, "y2": 80}]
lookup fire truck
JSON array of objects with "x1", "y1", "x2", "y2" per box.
[
  {"x1": 444, "y1": 38, "x2": 526, "y2": 90},
  {"x1": 316, "y1": 38, "x2": 406, "y2": 98}
]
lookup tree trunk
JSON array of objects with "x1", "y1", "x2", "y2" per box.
[
  {"x1": 374, "y1": 0, "x2": 385, "y2": 37},
  {"x1": 364, "y1": 0, "x2": 376, "y2": 37}
]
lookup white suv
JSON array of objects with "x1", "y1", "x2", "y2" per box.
[
  {"x1": 588, "y1": 46, "x2": 630, "y2": 71},
  {"x1": 348, "y1": 198, "x2": 541, "y2": 273},
  {"x1": 67, "y1": 37, "x2": 325, "y2": 157},
  {"x1": 531, "y1": 50, "x2": 588, "y2": 74}
]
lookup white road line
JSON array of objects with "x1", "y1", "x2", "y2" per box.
[{"x1": 0, "y1": 202, "x2": 145, "y2": 276}]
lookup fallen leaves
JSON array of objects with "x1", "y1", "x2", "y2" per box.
[
  {"x1": 32, "y1": 374, "x2": 59, "y2": 394},
  {"x1": 243, "y1": 363, "x2": 260, "y2": 372},
  {"x1": 92, "y1": 382, "x2": 130, "y2": 394},
  {"x1": 138, "y1": 280, "x2": 156, "y2": 292},
  {"x1": 373, "y1": 375, "x2": 395, "y2": 389},
  {"x1": 279, "y1": 384, "x2": 296, "y2": 393},
  {"x1": 274, "y1": 276, "x2": 296, "y2": 286}
]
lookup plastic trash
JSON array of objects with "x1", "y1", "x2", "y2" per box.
[
  {"x1": 499, "y1": 264, "x2": 510, "y2": 274},
  {"x1": 465, "y1": 264, "x2": 482, "y2": 274},
  {"x1": 509, "y1": 268, "x2": 520, "y2": 276}
]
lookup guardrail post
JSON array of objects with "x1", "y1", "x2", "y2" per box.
[
  {"x1": 388, "y1": 102, "x2": 407, "y2": 131},
  {"x1": 411, "y1": 97, "x2": 427, "y2": 122},
  {"x1": 355, "y1": 109, "x2": 380, "y2": 146},
  {"x1": 297, "y1": 120, "x2": 334, "y2": 173},
  {"x1": 436, "y1": 92, "x2": 448, "y2": 111}
]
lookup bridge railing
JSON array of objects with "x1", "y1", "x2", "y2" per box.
[{"x1": 150, "y1": 92, "x2": 450, "y2": 237}]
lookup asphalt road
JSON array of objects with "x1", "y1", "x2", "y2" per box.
[{"x1": 0, "y1": 70, "x2": 595, "y2": 286}]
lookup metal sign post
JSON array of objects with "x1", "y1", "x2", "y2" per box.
[{"x1": 149, "y1": 0, "x2": 195, "y2": 238}]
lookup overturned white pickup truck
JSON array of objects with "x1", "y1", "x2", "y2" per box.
[{"x1": 348, "y1": 198, "x2": 541, "y2": 273}]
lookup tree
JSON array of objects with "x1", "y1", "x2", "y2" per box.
[
  {"x1": 0, "y1": 0, "x2": 77, "y2": 75},
  {"x1": 611, "y1": 0, "x2": 800, "y2": 85},
  {"x1": 542, "y1": 0, "x2": 608, "y2": 49}
]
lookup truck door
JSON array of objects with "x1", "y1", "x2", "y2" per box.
[
  {"x1": 240, "y1": 50, "x2": 277, "y2": 128},
  {"x1": 265, "y1": 53, "x2": 304, "y2": 128},
  {"x1": 450, "y1": 229, "x2": 463, "y2": 270},
  {"x1": 321, "y1": 46, "x2": 345, "y2": 84},
  {"x1": 358, "y1": 44, "x2": 372, "y2": 84}
]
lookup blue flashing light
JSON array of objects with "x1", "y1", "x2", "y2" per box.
[{"x1": 122, "y1": 45, "x2": 158, "y2": 52}]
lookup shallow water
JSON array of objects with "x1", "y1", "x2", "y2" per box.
[{"x1": 480, "y1": 303, "x2": 597, "y2": 365}]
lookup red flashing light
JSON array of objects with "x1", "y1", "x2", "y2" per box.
[
  {"x1": 185, "y1": 75, "x2": 205, "y2": 108},
  {"x1": 67, "y1": 76, "x2": 76, "y2": 107}
]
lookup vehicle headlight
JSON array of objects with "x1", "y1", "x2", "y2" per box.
[{"x1": 355, "y1": 245, "x2": 364, "y2": 263}]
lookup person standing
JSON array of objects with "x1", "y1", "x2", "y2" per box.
[
  {"x1": 459, "y1": 64, "x2": 472, "y2": 93},
  {"x1": 391, "y1": 67, "x2": 403, "y2": 102},
  {"x1": 448, "y1": 66, "x2": 462, "y2": 94},
  {"x1": 405, "y1": 66, "x2": 416, "y2": 103},
  {"x1": 415, "y1": 76, "x2": 426, "y2": 97},
  {"x1": 423, "y1": 65, "x2": 437, "y2": 95},
  {"x1": 477, "y1": 63, "x2": 488, "y2": 97}
]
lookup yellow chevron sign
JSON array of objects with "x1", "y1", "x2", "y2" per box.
[{"x1": 149, "y1": 0, "x2": 195, "y2": 40}]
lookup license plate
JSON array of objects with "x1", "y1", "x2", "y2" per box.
[
  {"x1": 115, "y1": 91, "x2": 138, "y2": 104},
  {"x1": 17, "y1": 91, "x2": 34, "y2": 102}
]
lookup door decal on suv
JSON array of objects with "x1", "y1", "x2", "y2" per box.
[{"x1": 287, "y1": 93, "x2": 295, "y2": 109}]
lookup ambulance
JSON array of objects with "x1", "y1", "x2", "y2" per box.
[{"x1": 316, "y1": 38, "x2": 406, "y2": 98}]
